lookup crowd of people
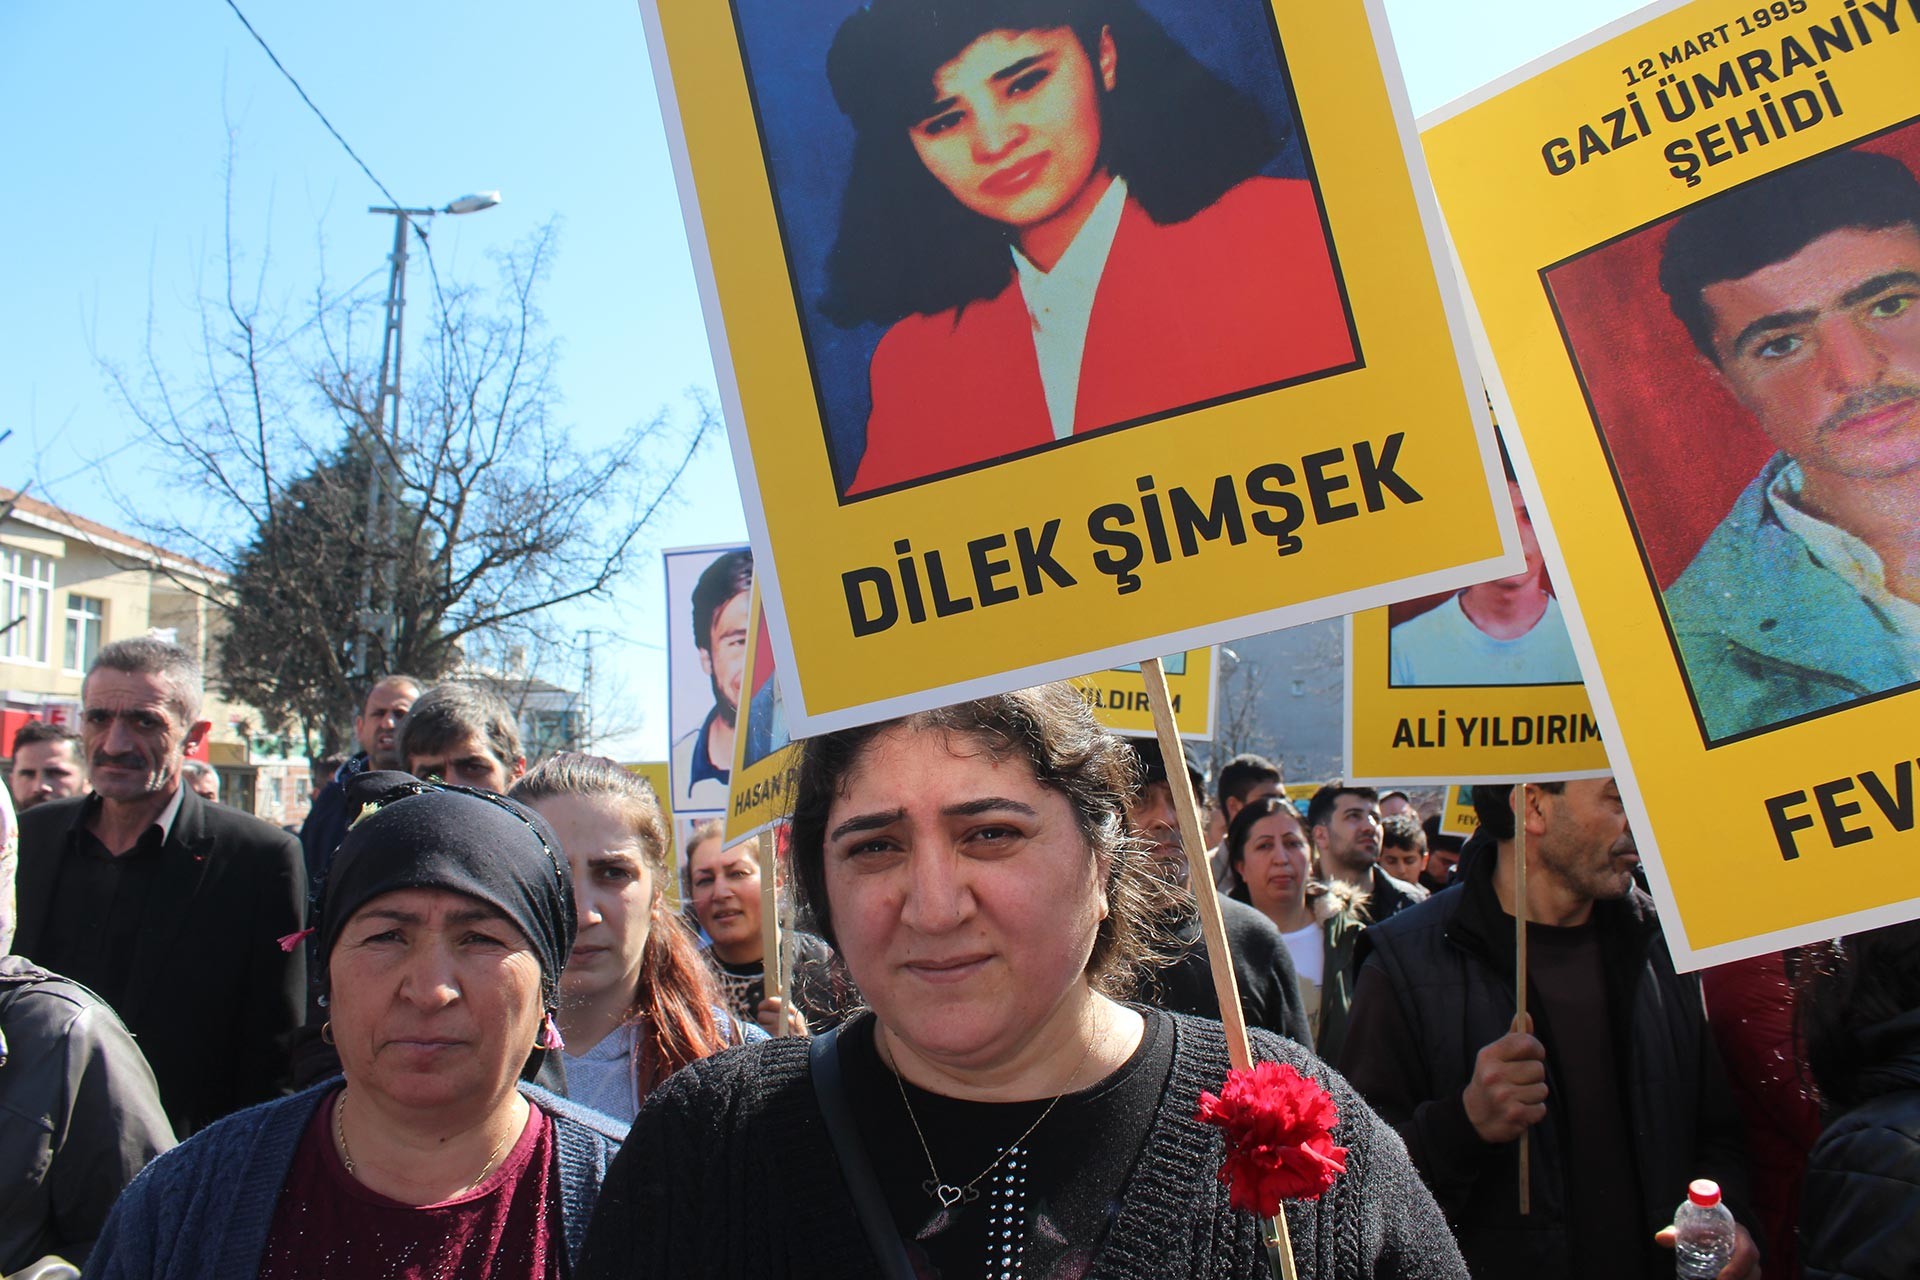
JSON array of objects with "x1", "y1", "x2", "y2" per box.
[{"x1": 1, "y1": 637, "x2": 1915, "y2": 1278}]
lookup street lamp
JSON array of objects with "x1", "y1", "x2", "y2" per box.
[{"x1": 352, "y1": 191, "x2": 502, "y2": 679}]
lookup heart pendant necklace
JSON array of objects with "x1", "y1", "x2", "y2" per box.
[{"x1": 889, "y1": 1032, "x2": 1096, "y2": 1207}]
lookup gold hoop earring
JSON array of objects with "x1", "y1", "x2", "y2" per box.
[{"x1": 320, "y1": 1021, "x2": 335, "y2": 1046}]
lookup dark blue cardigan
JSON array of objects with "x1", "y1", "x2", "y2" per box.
[{"x1": 83, "y1": 1081, "x2": 626, "y2": 1279}]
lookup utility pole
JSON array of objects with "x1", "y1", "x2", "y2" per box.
[{"x1": 350, "y1": 192, "x2": 501, "y2": 680}]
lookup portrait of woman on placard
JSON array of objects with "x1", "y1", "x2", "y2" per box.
[{"x1": 819, "y1": 0, "x2": 1357, "y2": 495}]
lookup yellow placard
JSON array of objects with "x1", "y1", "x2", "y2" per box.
[
  {"x1": 726, "y1": 584, "x2": 804, "y2": 845},
  {"x1": 1284, "y1": 782, "x2": 1325, "y2": 811},
  {"x1": 1423, "y1": 0, "x2": 1920, "y2": 967},
  {"x1": 624, "y1": 761, "x2": 681, "y2": 907},
  {"x1": 1440, "y1": 785, "x2": 1479, "y2": 838},
  {"x1": 640, "y1": 0, "x2": 1519, "y2": 736},
  {"x1": 1347, "y1": 423, "x2": 1609, "y2": 783},
  {"x1": 1072, "y1": 649, "x2": 1217, "y2": 740}
]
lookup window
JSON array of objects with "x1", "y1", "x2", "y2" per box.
[
  {"x1": 1, "y1": 548, "x2": 55, "y2": 665},
  {"x1": 64, "y1": 594, "x2": 105, "y2": 673}
]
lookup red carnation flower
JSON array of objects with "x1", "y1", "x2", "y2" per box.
[{"x1": 1196, "y1": 1061, "x2": 1349, "y2": 1217}]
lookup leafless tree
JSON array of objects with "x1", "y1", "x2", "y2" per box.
[{"x1": 101, "y1": 182, "x2": 712, "y2": 755}]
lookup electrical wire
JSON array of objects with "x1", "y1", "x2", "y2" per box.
[{"x1": 220, "y1": 0, "x2": 401, "y2": 210}]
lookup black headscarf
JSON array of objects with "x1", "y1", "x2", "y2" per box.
[{"x1": 316, "y1": 771, "x2": 575, "y2": 1077}]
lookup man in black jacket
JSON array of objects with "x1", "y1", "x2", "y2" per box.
[
  {"x1": 1339, "y1": 779, "x2": 1757, "y2": 1280},
  {"x1": 1121, "y1": 737, "x2": 1312, "y2": 1048},
  {"x1": 296, "y1": 672, "x2": 419, "y2": 890},
  {"x1": 14, "y1": 638, "x2": 307, "y2": 1136}
]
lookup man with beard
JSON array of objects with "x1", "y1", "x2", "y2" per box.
[
  {"x1": 1339, "y1": 780, "x2": 1758, "y2": 1280},
  {"x1": 8, "y1": 720, "x2": 89, "y2": 812},
  {"x1": 1660, "y1": 148, "x2": 1920, "y2": 740},
  {"x1": 1121, "y1": 736, "x2": 1310, "y2": 1047},
  {"x1": 673, "y1": 549, "x2": 752, "y2": 811},
  {"x1": 12, "y1": 638, "x2": 306, "y2": 1134},
  {"x1": 1305, "y1": 781, "x2": 1421, "y2": 1062},
  {"x1": 296, "y1": 673, "x2": 419, "y2": 889}
]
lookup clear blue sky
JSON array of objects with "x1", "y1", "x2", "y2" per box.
[{"x1": 0, "y1": 0, "x2": 1643, "y2": 759}]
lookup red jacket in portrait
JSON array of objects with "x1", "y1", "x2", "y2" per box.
[{"x1": 848, "y1": 175, "x2": 1355, "y2": 495}]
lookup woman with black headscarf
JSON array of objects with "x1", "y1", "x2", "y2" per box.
[{"x1": 84, "y1": 773, "x2": 628, "y2": 1280}]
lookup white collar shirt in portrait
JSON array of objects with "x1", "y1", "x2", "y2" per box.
[
  {"x1": 1767, "y1": 458, "x2": 1920, "y2": 679},
  {"x1": 1010, "y1": 176, "x2": 1130, "y2": 441}
]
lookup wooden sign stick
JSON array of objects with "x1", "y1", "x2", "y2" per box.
[
  {"x1": 760, "y1": 837, "x2": 788, "y2": 1037},
  {"x1": 1512, "y1": 781, "x2": 1530, "y2": 1215},
  {"x1": 1142, "y1": 658, "x2": 1298, "y2": 1280}
]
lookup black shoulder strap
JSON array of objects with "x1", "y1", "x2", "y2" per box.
[{"x1": 809, "y1": 1026, "x2": 918, "y2": 1280}]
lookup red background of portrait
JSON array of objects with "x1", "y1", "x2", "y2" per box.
[{"x1": 1542, "y1": 124, "x2": 1920, "y2": 589}]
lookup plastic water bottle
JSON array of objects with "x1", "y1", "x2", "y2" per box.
[{"x1": 1674, "y1": 1178, "x2": 1735, "y2": 1278}]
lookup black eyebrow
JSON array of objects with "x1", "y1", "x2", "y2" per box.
[
  {"x1": 1840, "y1": 270, "x2": 1920, "y2": 308},
  {"x1": 831, "y1": 808, "x2": 906, "y2": 841},
  {"x1": 920, "y1": 53, "x2": 1050, "y2": 121},
  {"x1": 1728, "y1": 309, "x2": 1818, "y2": 358},
  {"x1": 1726, "y1": 270, "x2": 1920, "y2": 358},
  {"x1": 942, "y1": 797, "x2": 1039, "y2": 819}
]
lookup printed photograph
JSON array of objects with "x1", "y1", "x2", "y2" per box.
[
  {"x1": 728, "y1": 0, "x2": 1360, "y2": 499},
  {"x1": 740, "y1": 608, "x2": 791, "y2": 773},
  {"x1": 665, "y1": 544, "x2": 754, "y2": 812},
  {"x1": 1544, "y1": 126, "x2": 1920, "y2": 745},
  {"x1": 1386, "y1": 439, "x2": 1581, "y2": 689}
]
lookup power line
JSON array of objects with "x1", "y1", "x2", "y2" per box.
[{"x1": 220, "y1": 0, "x2": 400, "y2": 209}]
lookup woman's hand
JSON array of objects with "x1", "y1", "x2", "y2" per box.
[{"x1": 755, "y1": 996, "x2": 810, "y2": 1038}]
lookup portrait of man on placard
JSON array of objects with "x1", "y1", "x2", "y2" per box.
[
  {"x1": 667, "y1": 546, "x2": 753, "y2": 812},
  {"x1": 1546, "y1": 129, "x2": 1920, "y2": 744},
  {"x1": 1387, "y1": 439, "x2": 1582, "y2": 689},
  {"x1": 730, "y1": 0, "x2": 1360, "y2": 499}
]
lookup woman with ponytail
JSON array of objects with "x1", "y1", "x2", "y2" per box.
[{"x1": 512, "y1": 755, "x2": 759, "y2": 1124}]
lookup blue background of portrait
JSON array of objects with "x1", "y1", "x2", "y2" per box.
[{"x1": 728, "y1": 0, "x2": 1314, "y2": 496}]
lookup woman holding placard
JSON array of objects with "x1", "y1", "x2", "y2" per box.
[{"x1": 577, "y1": 685, "x2": 1462, "y2": 1278}]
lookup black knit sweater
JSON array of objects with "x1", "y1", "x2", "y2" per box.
[{"x1": 576, "y1": 1013, "x2": 1467, "y2": 1278}]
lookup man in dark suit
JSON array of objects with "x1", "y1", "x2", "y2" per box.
[{"x1": 14, "y1": 637, "x2": 306, "y2": 1136}]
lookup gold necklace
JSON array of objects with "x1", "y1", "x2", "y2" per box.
[
  {"x1": 333, "y1": 1089, "x2": 512, "y2": 1196},
  {"x1": 886, "y1": 1032, "x2": 1099, "y2": 1208}
]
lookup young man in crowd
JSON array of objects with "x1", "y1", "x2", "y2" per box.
[
  {"x1": 13, "y1": 639, "x2": 306, "y2": 1135},
  {"x1": 399, "y1": 682, "x2": 527, "y2": 793},
  {"x1": 1205, "y1": 752, "x2": 1283, "y2": 890},
  {"x1": 1341, "y1": 780, "x2": 1758, "y2": 1280},
  {"x1": 1305, "y1": 781, "x2": 1424, "y2": 1063},
  {"x1": 1377, "y1": 811, "x2": 1432, "y2": 895},
  {"x1": 8, "y1": 720, "x2": 90, "y2": 813}
]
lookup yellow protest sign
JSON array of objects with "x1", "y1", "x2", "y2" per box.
[
  {"x1": 1074, "y1": 649, "x2": 1217, "y2": 740},
  {"x1": 624, "y1": 761, "x2": 681, "y2": 906},
  {"x1": 1440, "y1": 785, "x2": 1479, "y2": 839},
  {"x1": 1284, "y1": 783, "x2": 1325, "y2": 811},
  {"x1": 639, "y1": 0, "x2": 1521, "y2": 735},
  {"x1": 726, "y1": 585, "x2": 803, "y2": 846},
  {"x1": 1423, "y1": 0, "x2": 1920, "y2": 967},
  {"x1": 1346, "y1": 441, "x2": 1610, "y2": 783}
]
